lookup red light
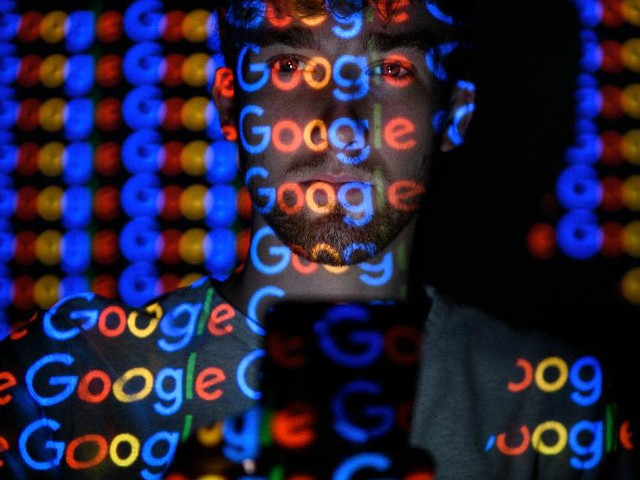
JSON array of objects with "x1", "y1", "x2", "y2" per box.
[
  {"x1": 17, "y1": 12, "x2": 43, "y2": 43},
  {"x1": 16, "y1": 99, "x2": 41, "y2": 132},
  {"x1": 160, "y1": 229, "x2": 182, "y2": 264},
  {"x1": 12, "y1": 276, "x2": 35, "y2": 311},
  {"x1": 600, "y1": 131, "x2": 624, "y2": 166},
  {"x1": 161, "y1": 141, "x2": 183, "y2": 176},
  {"x1": 600, "y1": 176, "x2": 624, "y2": 211},
  {"x1": 601, "y1": 222, "x2": 624, "y2": 258},
  {"x1": 91, "y1": 274, "x2": 117, "y2": 298},
  {"x1": 526, "y1": 223, "x2": 556, "y2": 259},
  {"x1": 93, "y1": 186, "x2": 121, "y2": 221},
  {"x1": 163, "y1": 11, "x2": 186, "y2": 42},
  {"x1": 95, "y1": 142, "x2": 121, "y2": 176},
  {"x1": 96, "y1": 54, "x2": 123, "y2": 88},
  {"x1": 16, "y1": 55, "x2": 42, "y2": 88},
  {"x1": 15, "y1": 186, "x2": 38, "y2": 221},
  {"x1": 160, "y1": 185, "x2": 183, "y2": 221},
  {"x1": 162, "y1": 53, "x2": 185, "y2": 88},
  {"x1": 97, "y1": 11, "x2": 124, "y2": 43},
  {"x1": 13, "y1": 231, "x2": 37, "y2": 265},
  {"x1": 161, "y1": 97, "x2": 185, "y2": 131},
  {"x1": 92, "y1": 230, "x2": 120, "y2": 265},
  {"x1": 95, "y1": 98, "x2": 122, "y2": 132}
]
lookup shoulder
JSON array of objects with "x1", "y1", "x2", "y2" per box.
[
  {"x1": 425, "y1": 285, "x2": 590, "y2": 362},
  {"x1": 1, "y1": 276, "x2": 241, "y2": 360}
]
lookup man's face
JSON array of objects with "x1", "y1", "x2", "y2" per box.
[{"x1": 227, "y1": 1, "x2": 453, "y2": 266}]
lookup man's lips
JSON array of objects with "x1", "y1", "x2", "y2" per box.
[{"x1": 292, "y1": 172, "x2": 373, "y2": 185}]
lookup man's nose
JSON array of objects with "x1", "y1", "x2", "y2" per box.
[{"x1": 314, "y1": 93, "x2": 370, "y2": 153}]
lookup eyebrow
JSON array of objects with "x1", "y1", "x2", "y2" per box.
[
  {"x1": 362, "y1": 30, "x2": 437, "y2": 54},
  {"x1": 252, "y1": 26, "x2": 437, "y2": 55},
  {"x1": 255, "y1": 26, "x2": 316, "y2": 49}
]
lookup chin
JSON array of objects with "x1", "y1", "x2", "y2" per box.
[{"x1": 266, "y1": 209, "x2": 408, "y2": 266}]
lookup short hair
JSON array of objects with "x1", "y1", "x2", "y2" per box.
[{"x1": 213, "y1": 0, "x2": 479, "y2": 85}]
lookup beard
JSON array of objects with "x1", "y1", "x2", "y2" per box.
[{"x1": 263, "y1": 197, "x2": 416, "y2": 266}]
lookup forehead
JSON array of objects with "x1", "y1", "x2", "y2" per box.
[{"x1": 231, "y1": 0, "x2": 456, "y2": 48}]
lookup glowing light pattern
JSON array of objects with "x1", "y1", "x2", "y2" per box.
[
  {"x1": 527, "y1": 0, "x2": 640, "y2": 306},
  {"x1": 0, "y1": 2, "x2": 244, "y2": 335}
]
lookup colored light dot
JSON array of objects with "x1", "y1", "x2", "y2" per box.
[
  {"x1": 36, "y1": 185, "x2": 64, "y2": 221},
  {"x1": 181, "y1": 140, "x2": 208, "y2": 176},
  {"x1": 181, "y1": 96, "x2": 211, "y2": 131},
  {"x1": 526, "y1": 223, "x2": 556, "y2": 259},
  {"x1": 37, "y1": 142, "x2": 65, "y2": 177},
  {"x1": 39, "y1": 97, "x2": 66, "y2": 132},
  {"x1": 179, "y1": 228, "x2": 207, "y2": 264},
  {"x1": 40, "y1": 11, "x2": 67, "y2": 44},
  {"x1": 622, "y1": 38, "x2": 640, "y2": 72},
  {"x1": 621, "y1": 84, "x2": 640, "y2": 118},
  {"x1": 34, "y1": 274, "x2": 60, "y2": 310},
  {"x1": 180, "y1": 184, "x2": 209, "y2": 220},
  {"x1": 35, "y1": 229, "x2": 62, "y2": 265},
  {"x1": 236, "y1": 227, "x2": 251, "y2": 262},
  {"x1": 621, "y1": 268, "x2": 640, "y2": 305},
  {"x1": 182, "y1": 9, "x2": 210, "y2": 43},
  {"x1": 179, "y1": 272, "x2": 205, "y2": 288},
  {"x1": 158, "y1": 274, "x2": 181, "y2": 294},
  {"x1": 622, "y1": 129, "x2": 640, "y2": 164},
  {"x1": 623, "y1": 221, "x2": 640, "y2": 256},
  {"x1": 237, "y1": 186, "x2": 252, "y2": 221},
  {"x1": 601, "y1": 221, "x2": 624, "y2": 258},
  {"x1": 622, "y1": 175, "x2": 640, "y2": 210},
  {"x1": 600, "y1": 176, "x2": 624, "y2": 211},
  {"x1": 621, "y1": 0, "x2": 640, "y2": 26},
  {"x1": 600, "y1": 130, "x2": 623, "y2": 166},
  {"x1": 600, "y1": 85, "x2": 623, "y2": 119},
  {"x1": 182, "y1": 52, "x2": 211, "y2": 87},
  {"x1": 600, "y1": 40, "x2": 624, "y2": 74},
  {"x1": 39, "y1": 54, "x2": 66, "y2": 88}
]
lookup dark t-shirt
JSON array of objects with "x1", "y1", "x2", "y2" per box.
[{"x1": 0, "y1": 278, "x2": 636, "y2": 479}]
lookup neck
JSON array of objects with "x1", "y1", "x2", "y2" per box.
[{"x1": 217, "y1": 217, "x2": 419, "y2": 324}]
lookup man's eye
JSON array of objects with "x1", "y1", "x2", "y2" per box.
[
  {"x1": 369, "y1": 62, "x2": 414, "y2": 78},
  {"x1": 267, "y1": 55, "x2": 309, "y2": 74}
]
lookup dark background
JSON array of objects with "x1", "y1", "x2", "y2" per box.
[{"x1": 423, "y1": 1, "x2": 640, "y2": 429}]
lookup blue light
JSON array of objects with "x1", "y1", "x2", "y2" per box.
[
  {"x1": 0, "y1": 186, "x2": 13, "y2": 217},
  {"x1": 206, "y1": 184, "x2": 237, "y2": 228},
  {"x1": 62, "y1": 186, "x2": 91, "y2": 229},
  {"x1": 205, "y1": 228, "x2": 237, "y2": 279},
  {"x1": 122, "y1": 85, "x2": 163, "y2": 129},
  {"x1": 60, "y1": 275, "x2": 89, "y2": 298},
  {"x1": 564, "y1": 133, "x2": 601, "y2": 164},
  {"x1": 575, "y1": 87, "x2": 601, "y2": 119},
  {"x1": 118, "y1": 261, "x2": 158, "y2": 308},
  {"x1": 0, "y1": 96, "x2": 17, "y2": 129},
  {"x1": 65, "y1": 55, "x2": 94, "y2": 97},
  {"x1": 556, "y1": 209, "x2": 602, "y2": 260},
  {"x1": 122, "y1": 129, "x2": 162, "y2": 173},
  {"x1": 123, "y1": 0, "x2": 163, "y2": 42},
  {"x1": 61, "y1": 230, "x2": 91, "y2": 274},
  {"x1": 0, "y1": 231, "x2": 12, "y2": 263},
  {"x1": 556, "y1": 164, "x2": 602, "y2": 210},
  {"x1": 64, "y1": 98, "x2": 93, "y2": 141},
  {"x1": 66, "y1": 11, "x2": 95, "y2": 53},
  {"x1": 0, "y1": 11, "x2": 18, "y2": 41},
  {"x1": 206, "y1": 140, "x2": 238, "y2": 183},
  {"x1": 426, "y1": 0, "x2": 457, "y2": 25},
  {"x1": 123, "y1": 42, "x2": 163, "y2": 85},
  {"x1": 63, "y1": 143, "x2": 92, "y2": 185},
  {"x1": 0, "y1": 52, "x2": 18, "y2": 84},
  {"x1": 121, "y1": 173, "x2": 161, "y2": 217},
  {"x1": 120, "y1": 217, "x2": 160, "y2": 262},
  {"x1": 0, "y1": 143, "x2": 15, "y2": 173}
]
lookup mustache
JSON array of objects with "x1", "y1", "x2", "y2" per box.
[{"x1": 284, "y1": 151, "x2": 385, "y2": 177}]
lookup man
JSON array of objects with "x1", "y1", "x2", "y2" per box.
[{"x1": 0, "y1": 0, "x2": 636, "y2": 479}]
